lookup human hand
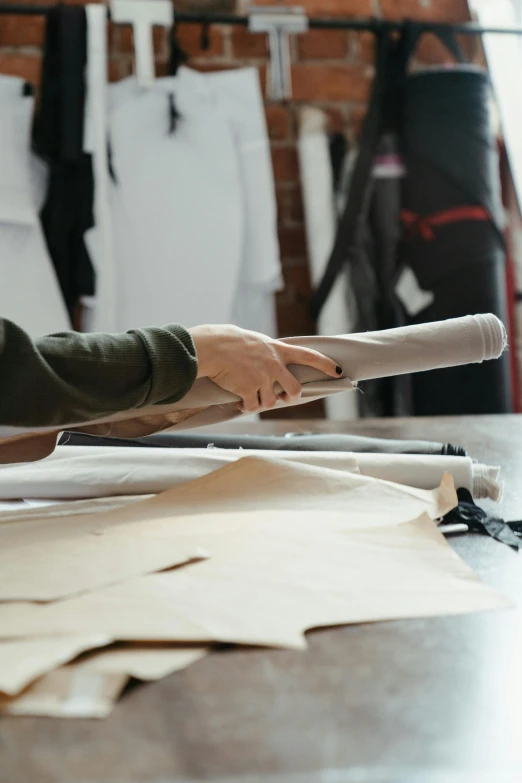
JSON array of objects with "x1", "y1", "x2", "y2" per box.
[{"x1": 189, "y1": 324, "x2": 342, "y2": 413}]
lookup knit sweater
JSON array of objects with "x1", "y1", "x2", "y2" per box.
[{"x1": 0, "y1": 319, "x2": 198, "y2": 428}]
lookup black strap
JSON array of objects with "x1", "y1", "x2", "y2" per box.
[
  {"x1": 444, "y1": 489, "x2": 522, "y2": 551},
  {"x1": 168, "y1": 25, "x2": 188, "y2": 76},
  {"x1": 432, "y1": 28, "x2": 467, "y2": 64},
  {"x1": 309, "y1": 25, "x2": 421, "y2": 321}
]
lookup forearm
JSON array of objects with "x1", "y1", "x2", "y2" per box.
[{"x1": 0, "y1": 319, "x2": 198, "y2": 428}]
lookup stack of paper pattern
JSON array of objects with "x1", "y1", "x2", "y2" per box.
[{"x1": 0, "y1": 457, "x2": 509, "y2": 718}]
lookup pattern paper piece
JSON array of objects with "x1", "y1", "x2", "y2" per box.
[
  {"x1": 0, "y1": 488, "x2": 208, "y2": 601},
  {"x1": 0, "y1": 668, "x2": 128, "y2": 719},
  {"x1": 69, "y1": 642, "x2": 208, "y2": 680},
  {"x1": 0, "y1": 459, "x2": 508, "y2": 649},
  {"x1": 0, "y1": 635, "x2": 110, "y2": 696},
  {"x1": 0, "y1": 457, "x2": 455, "y2": 601}
]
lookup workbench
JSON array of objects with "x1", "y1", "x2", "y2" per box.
[{"x1": 2, "y1": 415, "x2": 521, "y2": 783}]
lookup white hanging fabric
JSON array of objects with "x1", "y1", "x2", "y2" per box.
[
  {"x1": 0, "y1": 80, "x2": 70, "y2": 337},
  {"x1": 85, "y1": 65, "x2": 281, "y2": 336},
  {"x1": 83, "y1": 4, "x2": 117, "y2": 333},
  {"x1": 298, "y1": 107, "x2": 357, "y2": 419},
  {"x1": 208, "y1": 68, "x2": 283, "y2": 337}
]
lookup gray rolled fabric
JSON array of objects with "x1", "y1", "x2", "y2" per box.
[
  {"x1": 0, "y1": 313, "x2": 507, "y2": 464},
  {"x1": 58, "y1": 431, "x2": 467, "y2": 457}
]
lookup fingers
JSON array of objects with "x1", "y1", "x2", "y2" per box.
[
  {"x1": 240, "y1": 391, "x2": 261, "y2": 414},
  {"x1": 277, "y1": 367, "x2": 302, "y2": 404},
  {"x1": 279, "y1": 344, "x2": 342, "y2": 378},
  {"x1": 259, "y1": 383, "x2": 278, "y2": 410}
]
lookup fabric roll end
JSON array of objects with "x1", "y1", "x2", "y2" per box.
[
  {"x1": 472, "y1": 464, "x2": 503, "y2": 501},
  {"x1": 473, "y1": 313, "x2": 508, "y2": 360}
]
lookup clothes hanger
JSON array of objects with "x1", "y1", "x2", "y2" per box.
[
  {"x1": 109, "y1": 0, "x2": 172, "y2": 87},
  {"x1": 248, "y1": 5, "x2": 308, "y2": 100}
]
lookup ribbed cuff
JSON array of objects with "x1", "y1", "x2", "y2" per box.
[{"x1": 133, "y1": 324, "x2": 198, "y2": 406}]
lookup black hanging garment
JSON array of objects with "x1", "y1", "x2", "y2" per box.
[
  {"x1": 34, "y1": 6, "x2": 95, "y2": 325},
  {"x1": 310, "y1": 25, "x2": 513, "y2": 416},
  {"x1": 401, "y1": 68, "x2": 512, "y2": 414}
]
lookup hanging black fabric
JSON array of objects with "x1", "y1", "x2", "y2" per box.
[
  {"x1": 311, "y1": 26, "x2": 421, "y2": 416},
  {"x1": 401, "y1": 68, "x2": 512, "y2": 414},
  {"x1": 309, "y1": 25, "x2": 420, "y2": 324},
  {"x1": 310, "y1": 26, "x2": 513, "y2": 416},
  {"x1": 34, "y1": 5, "x2": 95, "y2": 325}
]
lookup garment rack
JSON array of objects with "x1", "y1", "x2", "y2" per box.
[{"x1": 0, "y1": 4, "x2": 521, "y2": 37}]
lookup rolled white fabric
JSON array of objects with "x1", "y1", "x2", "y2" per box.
[
  {"x1": 354, "y1": 453, "x2": 502, "y2": 501},
  {"x1": 0, "y1": 447, "x2": 359, "y2": 499},
  {"x1": 0, "y1": 314, "x2": 508, "y2": 463},
  {"x1": 0, "y1": 446, "x2": 501, "y2": 501},
  {"x1": 283, "y1": 312, "x2": 507, "y2": 385}
]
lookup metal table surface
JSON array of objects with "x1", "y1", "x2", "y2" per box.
[{"x1": 2, "y1": 415, "x2": 521, "y2": 783}]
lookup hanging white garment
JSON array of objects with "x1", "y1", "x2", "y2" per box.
[
  {"x1": 207, "y1": 68, "x2": 283, "y2": 337},
  {"x1": 0, "y1": 445, "x2": 501, "y2": 501},
  {"x1": 83, "y1": 4, "x2": 117, "y2": 333},
  {"x1": 298, "y1": 107, "x2": 357, "y2": 419},
  {"x1": 0, "y1": 83, "x2": 70, "y2": 337},
  {"x1": 85, "y1": 66, "x2": 280, "y2": 334}
]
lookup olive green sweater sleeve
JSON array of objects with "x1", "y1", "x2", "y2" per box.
[{"x1": 0, "y1": 319, "x2": 198, "y2": 428}]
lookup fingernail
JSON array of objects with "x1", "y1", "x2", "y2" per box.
[{"x1": 336, "y1": 366, "x2": 343, "y2": 375}]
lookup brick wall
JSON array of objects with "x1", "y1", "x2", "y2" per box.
[{"x1": 0, "y1": 0, "x2": 474, "y2": 417}]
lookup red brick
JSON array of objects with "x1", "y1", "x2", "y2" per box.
[
  {"x1": 291, "y1": 63, "x2": 372, "y2": 102},
  {"x1": 380, "y1": 0, "x2": 470, "y2": 22},
  {"x1": 231, "y1": 27, "x2": 267, "y2": 58},
  {"x1": 0, "y1": 54, "x2": 41, "y2": 86},
  {"x1": 265, "y1": 104, "x2": 291, "y2": 140},
  {"x1": 189, "y1": 62, "x2": 236, "y2": 73},
  {"x1": 119, "y1": 24, "x2": 168, "y2": 56},
  {"x1": 254, "y1": 0, "x2": 372, "y2": 16},
  {"x1": 324, "y1": 107, "x2": 347, "y2": 134},
  {"x1": 287, "y1": 185, "x2": 304, "y2": 222},
  {"x1": 349, "y1": 104, "x2": 367, "y2": 139},
  {"x1": 0, "y1": 16, "x2": 45, "y2": 47},
  {"x1": 275, "y1": 297, "x2": 315, "y2": 337},
  {"x1": 297, "y1": 29, "x2": 350, "y2": 60},
  {"x1": 272, "y1": 146, "x2": 299, "y2": 182},
  {"x1": 357, "y1": 31, "x2": 376, "y2": 64},
  {"x1": 109, "y1": 57, "x2": 134, "y2": 83},
  {"x1": 177, "y1": 23, "x2": 224, "y2": 57},
  {"x1": 275, "y1": 187, "x2": 286, "y2": 225},
  {"x1": 283, "y1": 262, "x2": 312, "y2": 298},
  {"x1": 416, "y1": 31, "x2": 476, "y2": 65},
  {"x1": 279, "y1": 227, "x2": 308, "y2": 258}
]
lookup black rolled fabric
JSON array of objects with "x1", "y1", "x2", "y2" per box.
[
  {"x1": 401, "y1": 68, "x2": 513, "y2": 414},
  {"x1": 34, "y1": 6, "x2": 95, "y2": 323},
  {"x1": 59, "y1": 431, "x2": 467, "y2": 457}
]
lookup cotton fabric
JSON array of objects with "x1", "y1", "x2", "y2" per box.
[
  {"x1": 0, "y1": 445, "x2": 501, "y2": 501},
  {"x1": 0, "y1": 313, "x2": 507, "y2": 464}
]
